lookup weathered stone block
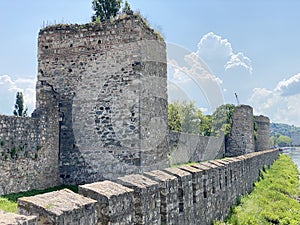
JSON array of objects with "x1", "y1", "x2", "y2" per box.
[
  {"x1": 178, "y1": 165, "x2": 205, "y2": 225},
  {"x1": 117, "y1": 174, "x2": 160, "y2": 225},
  {"x1": 0, "y1": 210, "x2": 37, "y2": 225},
  {"x1": 18, "y1": 189, "x2": 97, "y2": 225},
  {"x1": 79, "y1": 181, "x2": 134, "y2": 225},
  {"x1": 144, "y1": 170, "x2": 179, "y2": 225},
  {"x1": 163, "y1": 167, "x2": 193, "y2": 225}
]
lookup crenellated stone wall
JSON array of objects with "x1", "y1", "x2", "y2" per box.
[
  {"x1": 0, "y1": 84, "x2": 60, "y2": 195},
  {"x1": 15, "y1": 149, "x2": 278, "y2": 225},
  {"x1": 37, "y1": 14, "x2": 168, "y2": 184}
]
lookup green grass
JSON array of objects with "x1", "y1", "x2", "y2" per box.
[
  {"x1": 0, "y1": 185, "x2": 78, "y2": 213},
  {"x1": 215, "y1": 154, "x2": 300, "y2": 225}
]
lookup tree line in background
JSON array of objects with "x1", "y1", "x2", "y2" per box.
[
  {"x1": 168, "y1": 101, "x2": 235, "y2": 137},
  {"x1": 270, "y1": 123, "x2": 297, "y2": 147},
  {"x1": 168, "y1": 101, "x2": 299, "y2": 148}
]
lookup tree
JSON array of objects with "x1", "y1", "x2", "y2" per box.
[
  {"x1": 168, "y1": 103, "x2": 182, "y2": 132},
  {"x1": 211, "y1": 104, "x2": 235, "y2": 136},
  {"x1": 92, "y1": 0, "x2": 122, "y2": 22},
  {"x1": 168, "y1": 101, "x2": 202, "y2": 134},
  {"x1": 13, "y1": 92, "x2": 27, "y2": 117},
  {"x1": 198, "y1": 112, "x2": 212, "y2": 136},
  {"x1": 276, "y1": 135, "x2": 292, "y2": 147},
  {"x1": 180, "y1": 101, "x2": 201, "y2": 134}
]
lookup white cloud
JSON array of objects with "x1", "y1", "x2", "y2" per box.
[
  {"x1": 197, "y1": 32, "x2": 233, "y2": 62},
  {"x1": 196, "y1": 32, "x2": 253, "y2": 74},
  {"x1": 275, "y1": 73, "x2": 300, "y2": 96},
  {"x1": 225, "y1": 52, "x2": 253, "y2": 74},
  {"x1": 249, "y1": 86, "x2": 300, "y2": 126},
  {"x1": 0, "y1": 75, "x2": 36, "y2": 115},
  {"x1": 167, "y1": 42, "x2": 224, "y2": 112}
]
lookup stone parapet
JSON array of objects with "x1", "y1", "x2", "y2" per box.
[
  {"x1": 10, "y1": 148, "x2": 278, "y2": 225},
  {"x1": 18, "y1": 189, "x2": 97, "y2": 225},
  {"x1": 79, "y1": 181, "x2": 135, "y2": 225}
]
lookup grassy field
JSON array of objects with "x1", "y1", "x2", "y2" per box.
[
  {"x1": 215, "y1": 154, "x2": 300, "y2": 225},
  {"x1": 0, "y1": 185, "x2": 78, "y2": 213}
]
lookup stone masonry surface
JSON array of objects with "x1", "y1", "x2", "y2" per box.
[
  {"x1": 18, "y1": 189, "x2": 97, "y2": 225},
  {"x1": 14, "y1": 149, "x2": 278, "y2": 225},
  {"x1": 0, "y1": 210, "x2": 37, "y2": 225},
  {"x1": 226, "y1": 105, "x2": 255, "y2": 157},
  {"x1": 168, "y1": 131, "x2": 225, "y2": 165},
  {"x1": 0, "y1": 94, "x2": 59, "y2": 195},
  {"x1": 254, "y1": 115, "x2": 270, "y2": 151},
  {"x1": 79, "y1": 181, "x2": 135, "y2": 225},
  {"x1": 36, "y1": 14, "x2": 168, "y2": 184},
  {"x1": 117, "y1": 174, "x2": 161, "y2": 225}
]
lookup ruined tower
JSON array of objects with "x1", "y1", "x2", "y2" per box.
[
  {"x1": 36, "y1": 14, "x2": 168, "y2": 184},
  {"x1": 254, "y1": 115, "x2": 270, "y2": 151},
  {"x1": 225, "y1": 105, "x2": 255, "y2": 157}
]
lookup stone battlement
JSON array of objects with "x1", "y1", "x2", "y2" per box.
[{"x1": 10, "y1": 149, "x2": 278, "y2": 225}]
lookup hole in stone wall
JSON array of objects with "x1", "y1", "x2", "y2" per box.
[
  {"x1": 203, "y1": 190, "x2": 207, "y2": 198},
  {"x1": 70, "y1": 44, "x2": 73, "y2": 47},
  {"x1": 98, "y1": 40, "x2": 101, "y2": 44},
  {"x1": 68, "y1": 68, "x2": 72, "y2": 73},
  {"x1": 44, "y1": 46, "x2": 49, "y2": 49}
]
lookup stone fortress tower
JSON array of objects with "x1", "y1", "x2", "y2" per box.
[
  {"x1": 36, "y1": 14, "x2": 168, "y2": 184},
  {"x1": 254, "y1": 115, "x2": 270, "y2": 151},
  {"x1": 225, "y1": 105, "x2": 271, "y2": 157}
]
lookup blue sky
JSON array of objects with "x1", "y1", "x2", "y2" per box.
[{"x1": 1, "y1": 1, "x2": 300, "y2": 126}]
